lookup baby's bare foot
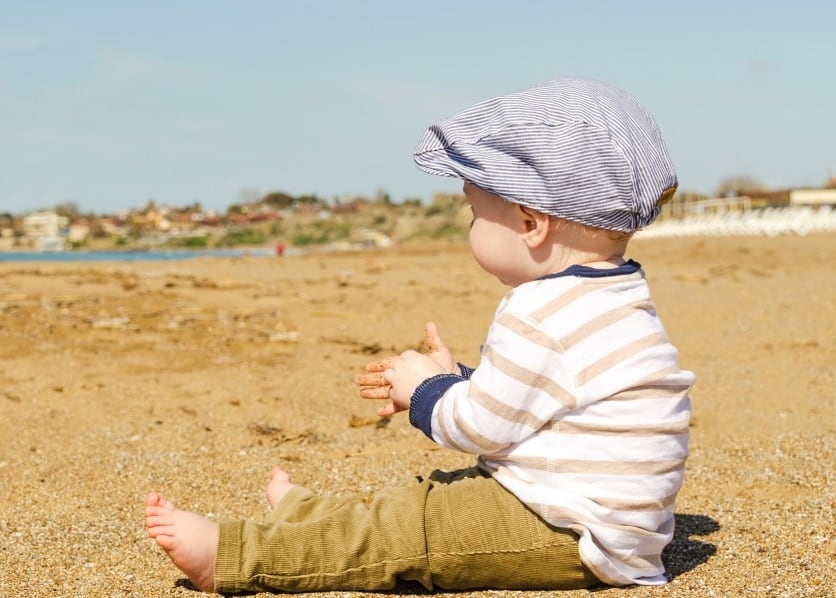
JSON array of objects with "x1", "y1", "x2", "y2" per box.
[
  {"x1": 145, "y1": 492, "x2": 218, "y2": 593},
  {"x1": 266, "y1": 466, "x2": 297, "y2": 508}
]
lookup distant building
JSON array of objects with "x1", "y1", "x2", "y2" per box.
[
  {"x1": 22, "y1": 211, "x2": 68, "y2": 250},
  {"x1": 0, "y1": 226, "x2": 14, "y2": 251},
  {"x1": 67, "y1": 219, "x2": 91, "y2": 243},
  {"x1": 736, "y1": 186, "x2": 836, "y2": 208},
  {"x1": 738, "y1": 188, "x2": 790, "y2": 208},
  {"x1": 789, "y1": 188, "x2": 836, "y2": 206}
]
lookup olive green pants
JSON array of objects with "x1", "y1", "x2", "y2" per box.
[{"x1": 214, "y1": 467, "x2": 599, "y2": 593}]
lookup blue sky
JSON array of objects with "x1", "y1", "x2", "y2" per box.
[{"x1": 1, "y1": 1, "x2": 834, "y2": 214}]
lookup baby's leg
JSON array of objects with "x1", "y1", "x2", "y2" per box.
[
  {"x1": 213, "y1": 475, "x2": 433, "y2": 593},
  {"x1": 144, "y1": 492, "x2": 218, "y2": 593}
]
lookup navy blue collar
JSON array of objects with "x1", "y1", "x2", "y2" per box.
[{"x1": 539, "y1": 259, "x2": 642, "y2": 280}]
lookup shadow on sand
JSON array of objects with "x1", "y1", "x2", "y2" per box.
[{"x1": 662, "y1": 513, "x2": 720, "y2": 579}]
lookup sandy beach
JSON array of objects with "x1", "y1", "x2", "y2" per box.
[{"x1": 1, "y1": 233, "x2": 833, "y2": 597}]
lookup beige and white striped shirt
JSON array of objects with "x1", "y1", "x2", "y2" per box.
[{"x1": 409, "y1": 261, "x2": 694, "y2": 585}]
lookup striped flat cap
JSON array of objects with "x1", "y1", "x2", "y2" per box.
[{"x1": 413, "y1": 78, "x2": 677, "y2": 232}]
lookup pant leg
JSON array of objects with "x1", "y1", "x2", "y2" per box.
[
  {"x1": 214, "y1": 468, "x2": 599, "y2": 593},
  {"x1": 424, "y1": 468, "x2": 599, "y2": 590},
  {"x1": 214, "y1": 482, "x2": 433, "y2": 593}
]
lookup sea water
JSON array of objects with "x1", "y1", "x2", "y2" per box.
[{"x1": 0, "y1": 248, "x2": 288, "y2": 263}]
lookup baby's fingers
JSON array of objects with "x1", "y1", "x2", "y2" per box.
[
  {"x1": 364, "y1": 358, "x2": 393, "y2": 373},
  {"x1": 424, "y1": 322, "x2": 440, "y2": 352},
  {"x1": 360, "y1": 385, "x2": 392, "y2": 399},
  {"x1": 377, "y1": 402, "x2": 397, "y2": 417},
  {"x1": 425, "y1": 321, "x2": 449, "y2": 353},
  {"x1": 355, "y1": 372, "x2": 386, "y2": 387}
]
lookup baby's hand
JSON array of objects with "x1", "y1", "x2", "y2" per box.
[
  {"x1": 383, "y1": 350, "x2": 446, "y2": 409},
  {"x1": 355, "y1": 322, "x2": 456, "y2": 418}
]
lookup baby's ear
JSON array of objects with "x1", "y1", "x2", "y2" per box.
[{"x1": 516, "y1": 204, "x2": 551, "y2": 248}]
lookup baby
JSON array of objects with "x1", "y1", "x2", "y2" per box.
[{"x1": 145, "y1": 77, "x2": 694, "y2": 593}]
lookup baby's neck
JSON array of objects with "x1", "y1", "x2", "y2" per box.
[
  {"x1": 578, "y1": 256, "x2": 627, "y2": 269},
  {"x1": 545, "y1": 244, "x2": 628, "y2": 274}
]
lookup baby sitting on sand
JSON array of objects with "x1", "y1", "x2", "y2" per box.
[{"x1": 145, "y1": 77, "x2": 694, "y2": 593}]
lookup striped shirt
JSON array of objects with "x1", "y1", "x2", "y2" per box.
[{"x1": 409, "y1": 260, "x2": 694, "y2": 586}]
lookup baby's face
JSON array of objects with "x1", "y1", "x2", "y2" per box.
[{"x1": 462, "y1": 182, "x2": 531, "y2": 286}]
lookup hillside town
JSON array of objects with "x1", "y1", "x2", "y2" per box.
[
  {"x1": 2, "y1": 180, "x2": 836, "y2": 252},
  {"x1": 0, "y1": 190, "x2": 466, "y2": 253}
]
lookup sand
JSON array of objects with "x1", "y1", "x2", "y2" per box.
[{"x1": 0, "y1": 233, "x2": 833, "y2": 597}]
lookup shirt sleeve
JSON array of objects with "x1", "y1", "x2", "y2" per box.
[
  {"x1": 408, "y1": 373, "x2": 464, "y2": 438},
  {"x1": 410, "y1": 309, "x2": 582, "y2": 454}
]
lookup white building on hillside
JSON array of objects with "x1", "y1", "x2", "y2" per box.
[
  {"x1": 22, "y1": 211, "x2": 68, "y2": 250},
  {"x1": 789, "y1": 188, "x2": 836, "y2": 207}
]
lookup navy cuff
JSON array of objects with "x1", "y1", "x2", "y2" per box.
[{"x1": 408, "y1": 373, "x2": 464, "y2": 439}]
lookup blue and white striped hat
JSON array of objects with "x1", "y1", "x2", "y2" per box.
[{"x1": 413, "y1": 78, "x2": 677, "y2": 232}]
